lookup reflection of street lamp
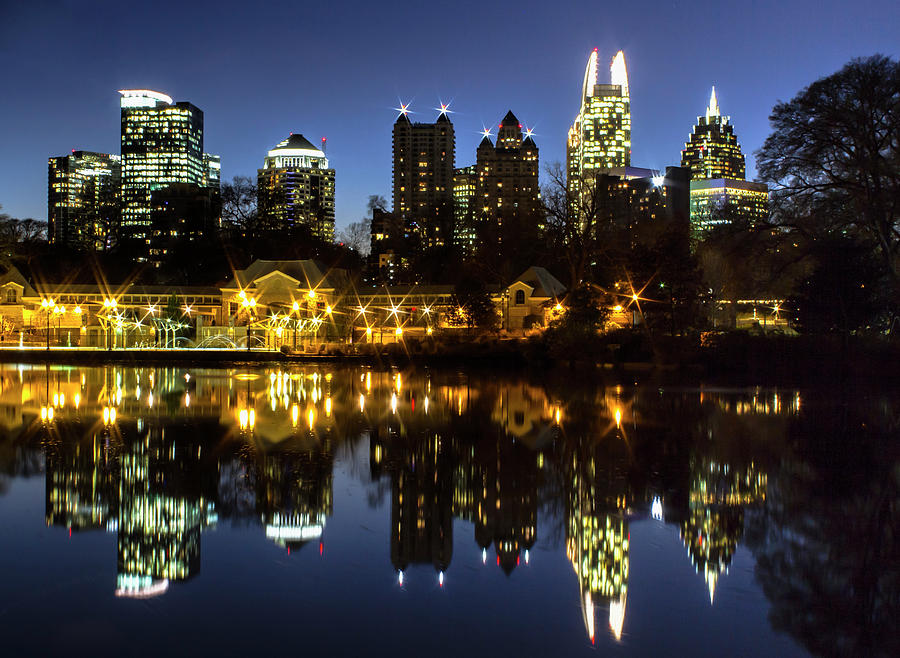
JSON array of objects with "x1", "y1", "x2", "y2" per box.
[{"x1": 41, "y1": 297, "x2": 56, "y2": 350}]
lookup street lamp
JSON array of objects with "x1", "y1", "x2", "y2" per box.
[
  {"x1": 242, "y1": 295, "x2": 256, "y2": 352},
  {"x1": 53, "y1": 305, "x2": 66, "y2": 347},
  {"x1": 41, "y1": 298, "x2": 55, "y2": 351},
  {"x1": 103, "y1": 298, "x2": 117, "y2": 349}
]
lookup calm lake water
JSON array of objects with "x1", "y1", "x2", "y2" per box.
[{"x1": 0, "y1": 363, "x2": 896, "y2": 657}]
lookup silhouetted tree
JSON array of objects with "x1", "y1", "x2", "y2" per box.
[
  {"x1": 451, "y1": 276, "x2": 498, "y2": 332},
  {"x1": 338, "y1": 220, "x2": 371, "y2": 255},
  {"x1": 221, "y1": 176, "x2": 259, "y2": 240},
  {"x1": 788, "y1": 236, "x2": 889, "y2": 335},
  {"x1": 756, "y1": 55, "x2": 900, "y2": 290},
  {"x1": 542, "y1": 162, "x2": 604, "y2": 289}
]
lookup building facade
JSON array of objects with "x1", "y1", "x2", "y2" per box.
[
  {"x1": 257, "y1": 134, "x2": 335, "y2": 242},
  {"x1": 567, "y1": 50, "x2": 631, "y2": 202},
  {"x1": 475, "y1": 111, "x2": 541, "y2": 227},
  {"x1": 368, "y1": 207, "x2": 405, "y2": 284},
  {"x1": 595, "y1": 166, "x2": 691, "y2": 234},
  {"x1": 148, "y1": 183, "x2": 221, "y2": 266},
  {"x1": 0, "y1": 260, "x2": 570, "y2": 350},
  {"x1": 681, "y1": 88, "x2": 745, "y2": 181},
  {"x1": 47, "y1": 151, "x2": 121, "y2": 250},
  {"x1": 392, "y1": 110, "x2": 455, "y2": 249},
  {"x1": 452, "y1": 165, "x2": 478, "y2": 254},
  {"x1": 688, "y1": 178, "x2": 770, "y2": 233},
  {"x1": 119, "y1": 90, "x2": 207, "y2": 255}
]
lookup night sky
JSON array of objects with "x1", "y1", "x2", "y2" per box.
[{"x1": 1, "y1": 0, "x2": 897, "y2": 231}]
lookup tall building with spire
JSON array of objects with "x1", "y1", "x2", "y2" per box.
[
  {"x1": 681, "y1": 87, "x2": 745, "y2": 181},
  {"x1": 392, "y1": 105, "x2": 455, "y2": 249},
  {"x1": 474, "y1": 111, "x2": 540, "y2": 226},
  {"x1": 257, "y1": 133, "x2": 335, "y2": 242},
  {"x1": 567, "y1": 50, "x2": 631, "y2": 199},
  {"x1": 683, "y1": 88, "x2": 768, "y2": 234},
  {"x1": 452, "y1": 112, "x2": 540, "y2": 259}
]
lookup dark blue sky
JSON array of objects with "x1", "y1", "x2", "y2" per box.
[{"x1": 1, "y1": 0, "x2": 898, "y2": 231}]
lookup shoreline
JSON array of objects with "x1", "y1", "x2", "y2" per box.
[{"x1": 2, "y1": 334, "x2": 897, "y2": 388}]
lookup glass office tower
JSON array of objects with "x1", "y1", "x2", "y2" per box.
[
  {"x1": 119, "y1": 89, "x2": 204, "y2": 256},
  {"x1": 48, "y1": 151, "x2": 121, "y2": 250}
]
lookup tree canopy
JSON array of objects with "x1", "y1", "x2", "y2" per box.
[{"x1": 756, "y1": 55, "x2": 900, "y2": 283}]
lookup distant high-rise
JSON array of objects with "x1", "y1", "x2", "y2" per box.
[
  {"x1": 48, "y1": 151, "x2": 120, "y2": 250},
  {"x1": 368, "y1": 206, "x2": 402, "y2": 283},
  {"x1": 392, "y1": 107, "x2": 455, "y2": 249},
  {"x1": 149, "y1": 183, "x2": 220, "y2": 266},
  {"x1": 452, "y1": 165, "x2": 478, "y2": 253},
  {"x1": 119, "y1": 89, "x2": 206, "y2": 256},
  {"x1": 594, "y1": 166, "x2": 691, "y2": 237},
  {"x1": 688, "y1": 178, "x2": 769, "y2": 233},
  {"x1": 257, "y1": 134, "x2": 335, "y2": 242},
  {"x1": 681, "y1": 88, "x2": 746, "y2": 181},
  {"x1": 567, "y1": 50, "x2": 631, "y2": 199},
  {"x1": 475, "y1": 111, "x2": 541, "y2": 227},
  {"x1": 203, "y1": 153, "x2": 221, "y2": 192}
]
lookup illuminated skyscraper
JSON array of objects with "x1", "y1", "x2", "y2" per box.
[
  {"x1": 475, "y1": 111, "x2": 541, "y2": 227},
  {"x1": 681, "y1": 88, "x2": 745, "y2": 181},
  {"x1": 203, "y1": 153, "x2": 221, "y2": 193},
  {"x1": 689, "y1": 178, "x2": 769, "y2": 233},
  {"x1": 392, "y1": 106, "x2": 455, "y2": 249},
  {"x1": 47, "y1": 151, "x2": 121, "y2": 250},
  {"x1": 567, "y1": 50, "x2": 631, "y2": 199},
  {"x1": 257, "y1": 134, "x2": 335, "y2": 242},
  {"x1": 452, "y1": 165, "x2": 477, "y2": 254},
  {"x1": 119, "y1": 89, "x2": 206, "y2": 255},
  {"x1": 203, "y1": 153, "x2": 222, "y2": 223},
  {"x1": 682, "y1": 88, "x2": 768, "y2": 234}
]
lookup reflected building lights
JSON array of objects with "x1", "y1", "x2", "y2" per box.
[
  {"x1": 679, "y1": 459, "x2": 767, "y2": 604},
  {"x1": 19, "y1": 364, "x2": 789, "y2": 629}
]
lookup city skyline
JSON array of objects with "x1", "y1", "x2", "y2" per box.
[{"x1": 1, "y1": 0, "x2": 898, "y2": 232}]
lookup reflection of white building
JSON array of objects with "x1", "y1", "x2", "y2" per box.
[
  {"x1": 265, "y1": 511, "x2": 325, "y2": 546},
  {"x1": 114, "y1": 574, "x2": 169, "y2": 599}
]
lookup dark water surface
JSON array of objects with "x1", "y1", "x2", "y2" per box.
[{"x1": 0, "y1": 364, "x2": 896, "y2": 657}]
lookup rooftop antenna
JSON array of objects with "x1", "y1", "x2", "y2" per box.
[{"x1": 321, "y1": 136, "x2": 327, "y2": 155}]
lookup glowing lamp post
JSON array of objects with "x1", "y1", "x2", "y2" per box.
[
  {"x1": 53, "y1": 305, "x2": 66, "y2": 347},
  {"x1": 103, "y1": 298, "x2": 117, "y2": 349},
  {"x1": 292, "y1": 301, "x2": 300, "y2": 349},
  {"x1": 241, "y1": 295, "x2": 256, "y2": 352},
  {"x1": 41, "y1": 298, "x2": 55, "y2": 350}
]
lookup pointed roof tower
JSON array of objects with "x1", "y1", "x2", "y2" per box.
[
  {"x1": 496, "y1": 110, "x2": 523, "y2": 149},
  {"x1": 681, "y1": 86, "x2": 745, "y2": 180},
  {"x1": 706, "y1": 86, "x2": 720, "y2": 121},
  {"x1": 500, "y1": 110, "x2": 519, "y2": 126},
  {"x1": 610, "y1": 51, "x2": 629, "y2": 98}
]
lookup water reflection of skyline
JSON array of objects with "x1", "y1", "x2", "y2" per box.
[{"x1": 1, "y1": 364, "x2": 805, "y2": 646}]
